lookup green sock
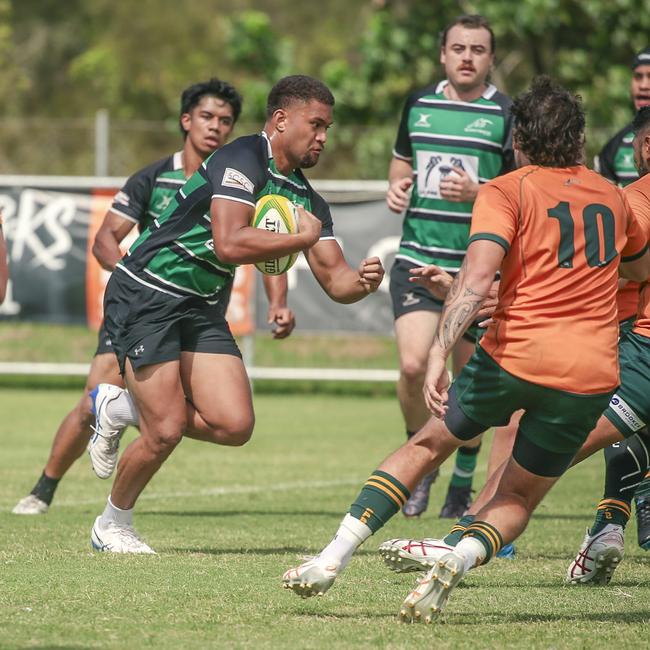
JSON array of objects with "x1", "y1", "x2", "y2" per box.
[
  {"x1": 461, "y1": 520, "x2": 503, "y2": 564},
  {"x1": 449, "y1": 444, "x2": 481, "y2": 488},
  {"x1": 349, "y1": 470, "x2": 410, "y2": 534},
  {"x1": 443, "y1": 514, "x2": 476, "y2": 545},
  {"x1": 589, "y1": 499, "x2": 631, "y2": 535}
]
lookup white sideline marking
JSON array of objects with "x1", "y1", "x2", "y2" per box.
[{"x1": 22, "y1": 478, "x2": 365, "y2": 510}]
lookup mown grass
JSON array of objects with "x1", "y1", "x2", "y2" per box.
[{"x1": 2, "y1": 389, "x2": 650, "y2": 649}]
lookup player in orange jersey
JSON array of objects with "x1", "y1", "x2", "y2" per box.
[{"x1": 281, "y1": 77, "x2": 650, "y2": 620}]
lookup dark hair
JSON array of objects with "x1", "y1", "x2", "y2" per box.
[
  {"x1": 633, "y1": 105, "x2": 650, "y2": 135},
  {"x1": 179, "y1": 78, "x2": 243, "y2": 136},
  {"x1": 511, "y1": 76, "x2": 585, "y2": 167},
  {"x1": 266, "y1": 75, "x2": 334, "y2": 118},
  {"x1": 440, "y1": 15, "x2": 495, "y2": 53}
]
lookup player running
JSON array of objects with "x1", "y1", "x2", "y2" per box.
[
  {"x1": 86, "y1": 76, "x2": 384, "y2": 554},
  {"x1": 12, "y1": 78, "x2": 293, "y2": 514},
  {"x1": 282, "y1": 77, "x2": 650, "y2": 622}
]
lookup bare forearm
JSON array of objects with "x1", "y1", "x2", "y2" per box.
[
  {"x1": 388, "y1": 157, "x2": 413, "y2": 184},
  {"x1": 432, "y1": 264, "x2": 491, "y2": 357},
  {"x1": 215, "y1": 228, "x2": 309, "y2": 265},
  {"x1": 92, "y1": 239, "x2": 123, "y2": 271},
  {"x1": 315, "y1": 265, "x2": 368, "y2": 304},
  {"x1": 262, "y1": 274, "x2": 288, "y2": 307}
]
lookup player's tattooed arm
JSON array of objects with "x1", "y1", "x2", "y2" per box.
[{"x1": 435, "y1": 263, "x2": 488, "y2": 353}]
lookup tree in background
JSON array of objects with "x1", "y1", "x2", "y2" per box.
[{"x1": 1, "y1": 0, "x2": 649, "y2": 178}]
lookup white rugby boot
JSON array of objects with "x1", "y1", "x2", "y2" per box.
[
  {"x1": 12, "y1": 494, "x2": 49, "y2": 515},
  {"x1": 566, "y1": 524, "x2": 624, "y2": 585},
  {"x1": 379, "y1": 537, "x2": 455, "y2": 573},
  {"x1": 282, "y1": 557, "x2": 339, "y2": 598},
  {"x1": 87, "y1": 384, "x2": 129, "y2": 479},
  {"x1": 399, "y1": 551, "x2": 466, "y2": 623},
  {"x1": 90, "y1": 516, "x2": 156, "y2": 554}
]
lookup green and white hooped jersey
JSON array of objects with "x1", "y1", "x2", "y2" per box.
[
  {"x1": 109, "y1": 151, "x2": 187, "y2": 233},
  {"x1": 393, "y1": 80, "x2": 514, "y2": 271},
  {"x1": 117, "y1": 132, "x2": 335, "y2": 304},
  {"x1": 595, "y1": 123, "x2": 638, "y2": 187}
]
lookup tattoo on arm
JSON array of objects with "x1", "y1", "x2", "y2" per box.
[{"x1": 435, "y1": 263, "x2": 488, "y2": 352}]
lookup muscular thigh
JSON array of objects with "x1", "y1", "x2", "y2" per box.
[{"x1": 180, "y1": 352, "x2": 253, "y2": 427}]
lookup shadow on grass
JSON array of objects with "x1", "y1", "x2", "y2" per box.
[
  {"x1": 138, "y1": 510, "x2": 344, "y2": 518},
  {"x1": 168, "y1": 546, "x2": 375, "y2": 557}
]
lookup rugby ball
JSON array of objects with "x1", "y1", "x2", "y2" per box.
[{"x1": 251, "y1": 194, "x2": 299, "y2": 275}]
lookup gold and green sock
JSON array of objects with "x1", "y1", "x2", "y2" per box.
[
  {"x1": 443, "y1": 514, "x2": 476, "y2": 546},
  {"x1": 349, "y1": 470, "x2": 410, "y2": 534},
  {"x1": 449, "y1": 444, "x2": 481, "y2": 488},
  {"x1": 590, "y1": 498, "x2": 631, "y2": 535},
  {"x1": 460, "y1": 520, "x2": 503, "y2": 564}
]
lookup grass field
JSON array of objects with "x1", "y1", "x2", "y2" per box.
[{"x1": 2, "y1": 388, "x2": 650, "y2": 649}]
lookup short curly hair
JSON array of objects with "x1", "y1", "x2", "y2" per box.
[
  {"x1": 266, "y1": 75, "x2": 334, "y2": 117},
  {"x1": 179, "y1": 78, "x2": 242, "y2": 136},
  {"x1": 511, "y1": 76, "x2": 585, "y2": 167}
]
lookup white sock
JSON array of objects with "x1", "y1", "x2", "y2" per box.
[
  {"x1": 106, "y1": 389, "x2": 139, "y2": 427},
  {"x1": 454, "y1": 536, "x2": 487, "y2": 572},
  {"x1": 100, "y1": 495, "x2": 133, "y2": 528},
  {"x1": 318, "y1": 513, "x2": 372, "y2": 570}
]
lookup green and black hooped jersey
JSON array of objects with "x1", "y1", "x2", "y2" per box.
[
  {"x1": 393, "y1": 80, "x2": 514, "y2": 271},
  {"x1": 117, "y1": 132, "x2": 335, "y2": 304},
  {"x1": 594, "y1": 123, "x2": 638, "y2": 187},
  {"x1": 109, "y1": 151, "x2": 187, "y2": 232}
]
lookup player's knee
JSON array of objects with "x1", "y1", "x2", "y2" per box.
[
  {"x1": 399, "y1": 355, "x2": 427, "y2": 386},
  {"x1": 220, "y1": 412, "x2": 255, "y2": 446},
  {"x1": 144, "y1": 415, "x2": 187, "y2": 455}
]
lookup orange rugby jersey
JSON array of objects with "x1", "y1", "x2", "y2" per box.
[
  {"x1": 628, "y1": 174, "x2": 650, "y2": 338},
  {"x1": 469, "y1": 165, "x2": 647, "y2": 394},
  {"x1": 617, "y1": 281, "x2": 641, "y2": 322}
]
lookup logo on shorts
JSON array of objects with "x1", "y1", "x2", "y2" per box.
[
  {"x1": 222, "y1": 168, "x2": 254, "y2": 194},
  {"x1": 134, "y1": 345, "x2": 145, "y2": 356},
  {"x1": 402, "y1": 291, "x2": 421, "y2": 307},
  {"x1": 609, "y1": 394, "x2": 645, "y2": 432}
]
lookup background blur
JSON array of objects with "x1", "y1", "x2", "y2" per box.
[{"x1": 1, "y1": 0, "x2": 649, "y2": 179}]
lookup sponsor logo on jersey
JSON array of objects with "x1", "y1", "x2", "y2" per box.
[
  {"x1": 609, "y1": 394, "x2": 645, "y2": 431},
  {"x1": 401, "y1": 291, "x2": 421, "y2": 307},
  {"x1": 414, "y1": 112, "x2": 431, "y2": 127},
  {"x1": 205, "y1": 239, "x2": 215, "y2": 251},
  {"x1": 464, "y1": 118, "x2": 494, "y2": 136},
  {"x1": 113, "y1": 190, "x2": 131, "y2": 207},
  {"x1": 222, "y1": 168, "x2": 254, "y2": 194}
]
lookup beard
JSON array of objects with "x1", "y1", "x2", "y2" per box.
[{"x1": 298, "y1": 151, "x2": 320, "y2": 169}]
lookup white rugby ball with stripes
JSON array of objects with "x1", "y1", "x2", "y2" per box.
[{"x1": 251, "y1": 194, "x2": 300, "y2": 275}]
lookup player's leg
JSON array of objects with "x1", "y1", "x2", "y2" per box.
[
  {"x1": 91, "y1": 358, "x2": 185, "y2": 554},
  {"x1": 400, "y1": 388, "x2": 609, "y2": 623},
  {"x1": 634, "y1": 468, "x2": 650, "y2": 550},
  {"x1": 439, "y1": 335, "x2": 482, "y2": 519},
  {"x1": 12, "y1": 345, "x2": 123, "y2": 514},
  {"x1": 283, "y1": 345, "x2": 514, "y2": 597},
  {"x1": 394, "y1": 309, "x2": 441, "y2": 516}
]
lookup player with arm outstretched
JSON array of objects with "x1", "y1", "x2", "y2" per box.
[
  {"x1": 12, "y1": 78, "x2": 293, "y2": 514},
  {"x1": 86, "y1": 75, "x2": 384, "y2": 554},
  {"x1": 282, "y1": 78, "x2": 650, "y2": 622}
]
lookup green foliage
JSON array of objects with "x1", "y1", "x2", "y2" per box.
[{"x1": 2, "y1": 0, "x2": 650, "y2": 176}]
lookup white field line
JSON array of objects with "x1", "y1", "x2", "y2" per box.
[
  {"x1": 3, "y1": 463, "x2": 487, "y2": 511},
  {"x1": 2, "y1": 478, "x2": 363, "y2": 510}
]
